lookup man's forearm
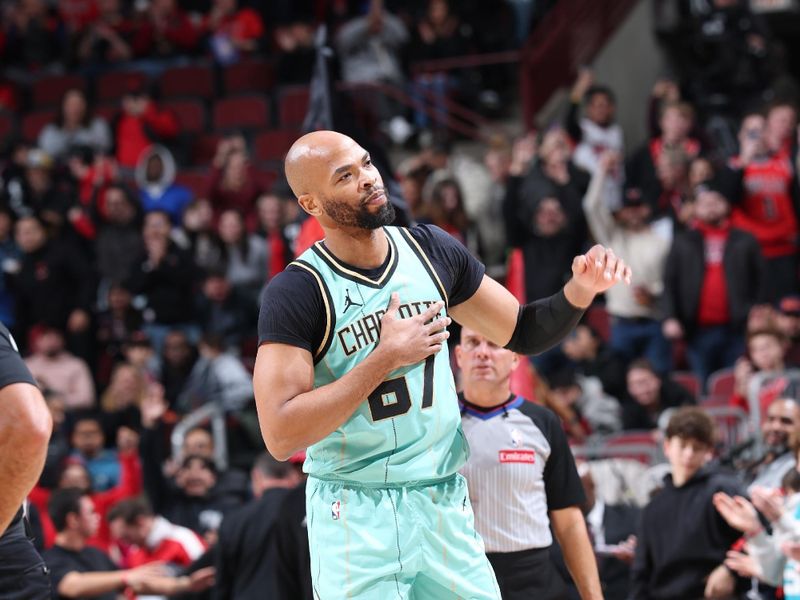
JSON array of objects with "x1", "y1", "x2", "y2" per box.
[
  {"x1": 58, "y1": 571, "x2": 127, "y2": 597},
  {"x1": 0, "y1": 384, "x2": 51, "y2": 535},
  {"x1": 262, "y1": 350, "x2": 398, "y2": 460},
  {"x1": 551, "y1": 508, "x2": 604, "y2": 600}
]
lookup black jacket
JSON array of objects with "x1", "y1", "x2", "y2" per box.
[
  {"x1": 598, "y1": 503, "x2": 640, "y2": 600},
  {"x1": 273, "y1": 482, "x2": 313, "y2": 600},
  {"x1": 631, "y1": 467, "x2": 745, "y2": 600},
  {"x1": 13, "y1": 240, "x2": 94, "y2": 347},
  {"x1": 213, "y1": 488, "x2": 290, "y2": 600},
  {"x1": 622, "y1": 380, "x2": 695, "y2": 431},
  {"x1": 662, "y1": 226, "x2": 763, "y2": 336},
  {"x1": 503, "y1": 166, "x2": 589, "y2": 302},
  {"x1": 124, "y1": 241, "x2": 197, "y2": 325}
]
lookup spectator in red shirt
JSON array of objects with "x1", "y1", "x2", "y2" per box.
[
  {"x1": 662, "y1": 177, "x2": 765, "y2": 387},
  {"x1": 29, "y1": 430, "x2": 143, "y2": 550},
  {"x1": 729, "y1": 104, "x2": 799, "y2": 302},
  {"x1": 626, "y1": 100, "x2": 700, "y2": 223},
  {"x1": 113, "y1": 80, "x2": 179, "y2": 169},
  {"x1": 204, "y1": 0, "x2": 264, "y2": 63},
  {"x1": 254, "y1": 193, "x2": 293, "y2": 278},
  {"x1": 108, "y1": 497, "x2": 206, "y2": 569}
]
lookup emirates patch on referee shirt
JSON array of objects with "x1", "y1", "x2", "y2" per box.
[{"x1": 498, "y1": 449, "x2": 535, "y2": 463}]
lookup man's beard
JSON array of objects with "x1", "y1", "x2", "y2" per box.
[{"x1": 324, "y1": 190, "x2": 396, "y2": 230}]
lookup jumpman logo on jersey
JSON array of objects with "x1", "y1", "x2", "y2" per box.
[{"x1": 343, "y1": 289, "x2": 363, "y2": 313}]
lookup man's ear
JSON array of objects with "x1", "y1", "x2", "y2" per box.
[{"x1": 298, "y1": 194, "x2": 322, "y2": 217}]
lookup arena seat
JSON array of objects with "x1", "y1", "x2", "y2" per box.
[
  {"x1": 670, "y1": 371, "x2": 700, "y2": 399},
  {"x1": 163, "y1": 99, "x2": 207, "y2": 134},
  {"x1": 223, "y1": 59, "x2": 275, "y2": 95},
  {"x1": 253, "y1": 129, "x2": 297, "y2": 163},
  {"x1": 96, "y1": 71, "x2": 147, "y2": 102},
  {"x1": 174, "y1": 170, "x2": 209, "y2": 200},
  {"x1": 277, "y1": 86, "x2": 310, "y2": 128},
  {"x1": 32, "y1": 74, "x2": 86, "y2": 107},
  {"x1": 707, "y1": 368, "x2": 736, "y2": 397},
  {"x1": 213, "y1": 96, "x2": 270, "y2": 131},
  {"x1": 159, "y1": 65, "x2": 215, "y2": 99},
  {"x1": 22, "y1": 109, "x2": 57, "y2": 142}
]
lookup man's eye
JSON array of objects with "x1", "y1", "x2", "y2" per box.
[
  {"x1": 339, "y1": 173, "x2": 351, "y2": 182},
  {"x1": 365, "y1": 158, "x2": 372, "y2": 166}
]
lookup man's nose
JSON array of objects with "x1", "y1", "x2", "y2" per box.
[{"x1": 360, "y1": 170, "x2": 377, "y2": 190}]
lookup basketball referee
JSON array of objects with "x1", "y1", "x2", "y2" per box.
[
  {"x1": 456, "y1": 326, "x2": 602, "y2": 600},
  {"x1": 0, "y1": 321, "x2": 53, "y2": 599}
]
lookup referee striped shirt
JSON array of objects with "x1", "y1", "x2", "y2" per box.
[{"x1": 459, "y1": 394, "x2": 585, "y2": 553}]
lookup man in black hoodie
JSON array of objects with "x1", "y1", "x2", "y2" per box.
[
  {"x1": 661, "y1": 176, "x2": 764, "y2": 387},
  {"x1": 631, "y1": 407, "x2": 745, "y2": 599}
]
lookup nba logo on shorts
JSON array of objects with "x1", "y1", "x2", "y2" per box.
[{"x1": 331, "y1": 500, "x2": 341, "y2": 521}]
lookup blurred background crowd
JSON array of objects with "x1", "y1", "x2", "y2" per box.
[{"x1": 5, "y1": 0, "x2": 800, "y2": 598}]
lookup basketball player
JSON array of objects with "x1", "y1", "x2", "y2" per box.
[
  {"x1": 0, "y1": 321, "x2": 53, "y2": 598},
  {"x1": 254, "y1": 130, "x2": 631, "y2": 599}
]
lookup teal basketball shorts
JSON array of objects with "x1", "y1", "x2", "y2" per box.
[{"x1": 305, "y1": 473, "x2": 502, "y2": 600}]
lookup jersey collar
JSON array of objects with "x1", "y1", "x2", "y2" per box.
[{"x1": 459, "y1": 393, "x2": 523, "y2": 420}]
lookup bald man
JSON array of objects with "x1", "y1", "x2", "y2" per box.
[{"x1": 254, "y1": 130, "x2": 632, "y2": 599}]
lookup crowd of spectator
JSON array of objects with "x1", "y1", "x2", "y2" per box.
[{"x1": 5, "y1": 0, "x2": 800, "y2": 598}]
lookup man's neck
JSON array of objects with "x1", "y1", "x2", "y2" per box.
[
  {"x1": 323, "y1": 226, "x2": 389, "y2": 270},
  {"x1": 462, "y1": 383, "x2": 513, "y2": 408},
  {"x1": 55, "y1": 531, "x2": 85, "y2": 552}
]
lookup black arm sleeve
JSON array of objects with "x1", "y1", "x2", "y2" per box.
[
  {"x1": 504, "y1": 289, "x2": 585, "y2": 355},
  {"x1": 0, "y1": 322, "x2": 36, "y2": 389}
]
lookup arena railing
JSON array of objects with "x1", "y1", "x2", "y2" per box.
[{"x1": 171, "y1": 402, "x2": 228, "y2": 471}]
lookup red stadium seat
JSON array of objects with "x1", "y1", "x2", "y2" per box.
[
  {"x1": 700, "y1": 394, "x2": 731, "y2": 408},
  {"x1": 0, "y1": 112, "x2": 15, "y2": 142},
  {"x1": 22, "y1": 109, "x2": 57, "y2": 142},
  {"x1": 174, "y1": 170, "x2": 209, "y2": 200},
  {"x1": 671, "y1": 371, "x2": 700, "y2": 399},
  {"x1": 254, "y1": 169, "x2": 279, "y2": 191},
  {"x1": 708, "y1": 368, "x2": 736, "y2": 398},
  {"x1": 163, "y1": 99, "x2": 206, "y2": 134},
  {"x1": 190, "y1": 133, "x2": 222, "y2": 166},
  {"x1": 277, "y1": 86, "x2": 309, "y2": 128},
  {"x1": 253, "y1": 129, "x2": 296, "y2": 163},
  {"x1": 159, "y1": 65, "x2": 215, "y2": 99},
  {"x1": 31, "y1": 74, "x2": 85, "y2": 107},
  {"x1": 573, "y1": 430, "x2": 661, "y2": 464},
  {"x1": 223, "y1": 59, "x2": 275, "y2": 95},
  {"x1": 96, "y1": 71, "x2": 147, "y2": 102},
  {"x1": 213, "y1": 96, "x2": 270, "y2": 131},
  {"x1": 93, "y1": 102, "x2": 118, "y2": 123}
]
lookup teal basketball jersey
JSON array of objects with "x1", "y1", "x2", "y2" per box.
[{"x1": 292, "y1": 226, "x2": 469, "y2": 485}]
